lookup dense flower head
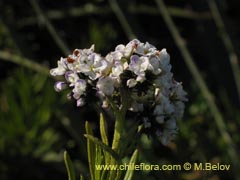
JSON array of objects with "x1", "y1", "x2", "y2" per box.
[{"x1": 50, "y1": 39, "x2": 187, "y2": 145}]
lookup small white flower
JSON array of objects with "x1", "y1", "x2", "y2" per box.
[
  {"x1": 136, "y1": 74, "x2": 146, "y2": 83},
  {"x1": 172, "y1": 82, "x2": 188, "y2": 101},
  {"x1": 65, "y1": 71, "x2": 79, "y2": 86},
  {"x1": 148, "y1": 56, "x2": 162, "y2": 75},
  {"x1": 111, "y1": 61, "x2": 124, "y2": 77},
  {"x1": 67, "y1": 60, "x2": 81, "y2": 73},
  {"x1": 72, "y1": 79, "x2": 86, "y2": 99},
  {"x1": 54, "y1": 82, "x2": 67, "y2": 92},
  {"x1": 97, "y1": 77, "x2": 115, "y2": 96},
  {"x1": 77, "y1": 98, "x2": 85, "y2": 107},
  {"x1": 129, "y1": 55, "x2": 149, "y2": 76},
  {"x1": 93, "y1": 58, "x2": 110, "y2": 76},
  {"x1": 173, "y1": 101, "x2": 185, "y2": 119},
  {"x1": 134, "y1": 40, "x2": 156, "y2": 55},
  {"x1": 128, "y1": 55, "x2": 149, "y2": 84},
  {"x1": 81, "y1": 45, "x2": 95, "y2": 55},
  {"x1": 154, "y1": 73, "x2": 173, "y2": 89},
  {"x1": 153, "y1": 94, "x2": 174, "y2": 115},
  {"x1": 112, "y1": 47, "x2": 124, "y2": 60},
  {"x1": 105, "y1": 53, "x2": 114, "y2": 64},
  {"x1": 78, "y1": 55, "x2": 95, "y2": 79},
  {"x1": 126, "y1": 78, "x2": 137, "y2": 88},
  {"x1": 50, "y1": 57, "x2": 67, "y2": 76},
  {"x1": 115, "y1": 43, "x2": 133, "y2": 57},
  {"x1": 158, "y1": 49, "x2": 171, "y2": 72},
  {"x1": 127, "y1": 39, "x2": 140, "y2": 48}
]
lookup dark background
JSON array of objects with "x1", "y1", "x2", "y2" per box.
[{"x1": 0, "y1": 0, "x2": 240, "y2": 179}]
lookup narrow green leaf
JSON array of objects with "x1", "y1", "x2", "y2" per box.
[
  {"x1": 100, "y1": 113, "x2": 109, "y2": 145},
  {"x1": 120, "y1": 123, "x2": 139, "y2": 156},
  {"x1": 100, "y1": 167, "x2": 108, "y2": 180},
  {"x1": 123, "y1": 149, "x2": 139, "y2": 180},
  {"x1": 94, "y1": 145, "x2": 104, "y2": 180},
  {"x1": 85, "y1": 121, "x2": 96, "y2": 180},
  {"x1": 84, "y1": 134, "x2": 120, "y2": 162},
  {"x1": 99, "y1": 113, "x2": 110, "y2": 165},
  {"x1": 64, "y1": 151, "x2": 76, "y2": 180},
  {"x1": 80, "y1": 175, "x2": 84, "y2": 180}
]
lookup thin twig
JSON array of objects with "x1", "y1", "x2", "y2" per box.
[
  {"x1": 29, "y1": 0, "x2": 70, "y2": 55},
  {"x1": 154, "y1": 0, "x2": 239, "y2": 172},
  {"x1": 208, "y1": 0, "x2": 240, "y2": 104},
  {"x1": 17, "y1": 5, "x2": 212, "y2": 27},
  {"x1": 108, "y1": 0, "x2": 136, "y2": 40},
  {"x1": 17, "y1": 4, "x2": 111, "y2": 27},
  {"x1": 130, "y1": 5, "x2": 212, "y2": 20},
  {"x1": 0, "y1": 50, "x2": 49, "y2": 75}
]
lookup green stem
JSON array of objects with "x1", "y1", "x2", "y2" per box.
[
  {"x1": 111, "y1": 87, "x2": 129, "y2": 152},
  {"x1": 108, "y1": 88, "x2": 130, "y2": 180},
  {"x1": 111, "y1": 110, "x2": 124, "y2": 152}
]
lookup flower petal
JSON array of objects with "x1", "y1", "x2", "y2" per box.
[{"x1": 54, "y1": 82, "x2": 67, "y2": 92}]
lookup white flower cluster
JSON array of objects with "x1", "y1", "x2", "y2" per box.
[{"x1": 50, "y1": 39, "x2": 187, "y2": 145}]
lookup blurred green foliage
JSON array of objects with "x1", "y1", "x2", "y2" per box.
[
  {"x1": 0, "y1": 69, "x2": 68, "y2": 179},
  {"x1": 0, "y1": 0, "x2": 240, "y2": 180},
  {"x1": 0, "y1": 69, "x2": 59, "y2": 158}
]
